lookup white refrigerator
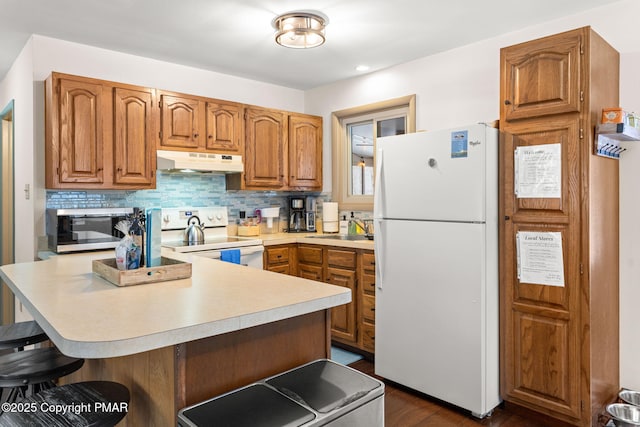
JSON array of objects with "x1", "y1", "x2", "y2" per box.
[{"x1": 373, "y1": 123, "x2": 500, "y2": 418}]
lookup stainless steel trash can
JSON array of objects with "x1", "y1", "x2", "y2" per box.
[
  {"x1": 266, "y1": 359, "x2": 384, "y2": 426},
  {"x1": 177, "y1": 359, "x2": 384, "y2": 427},
  {"x1": 177, "y1": 383, "x2": 316, "y2": 427}
]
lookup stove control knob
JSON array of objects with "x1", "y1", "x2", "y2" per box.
[
  {"x1": 215, "y1": 214, "x2": 223, "y2": 221},
  {"x1": 163, "y1": 215, "x2": 171, "y2": 223}
]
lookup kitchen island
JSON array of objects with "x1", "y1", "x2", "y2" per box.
[{"x1": 0, "y1": 251, "x2": 350, "y2": 426}]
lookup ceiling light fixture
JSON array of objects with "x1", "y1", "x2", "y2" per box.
[{"x1": 273, "y1": 11, "x2": 328, "y2": 49}]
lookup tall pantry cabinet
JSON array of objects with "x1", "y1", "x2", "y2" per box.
[{"x1": 499, "y1": 27, "x2": 619, "y2": 426}]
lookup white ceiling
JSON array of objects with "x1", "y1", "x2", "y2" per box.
[{"x1": 0, "y1": 0, "x2": 619, "y2": 90}]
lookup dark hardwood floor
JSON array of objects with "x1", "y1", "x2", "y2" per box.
[{"x1": 348, "y1": 359, "x2": 554, "y2": 427}]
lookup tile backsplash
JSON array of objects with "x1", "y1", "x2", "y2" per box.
[{"x1": 46, "y1": 172, "x2": 330, "y2": 229}]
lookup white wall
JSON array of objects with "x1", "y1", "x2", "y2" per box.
[
  {"x1": 31, "y1": 36, "x2": 305, "y2": 110},
  {"x1": 305, "y1": 0, "x2": 640, "y2": 390},
  {"x1": 0, "y1": 39, "x2": 35, "y2": 266},
  {"x1": 619, "y1": 52, "x2": 640, "y2": 392},
  {"x1": 0, "y1": 39, "x2": 36, "y2": 322}
]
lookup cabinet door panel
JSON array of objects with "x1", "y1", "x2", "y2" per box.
[
  {"x1": 502, "y1": 117, "x2": 579, "y2": 221},
  {"x1": 510, "y1": 312, "x2": 579, "y2": 418},
  {"x1": 298, "y1": 245, "x2": 323, "y2": 265},
  {"x1": 327, "y1": 267, "x2": 356, "y2": 343},
  {"x1": 268, "y1": 264, "x2": 290, "y2": 275},
  {"x1": 160, "y1": 95, "x2": 200, "y2": 149},
  {"x1": 361, "y1": 294, "x2": 375, "y2": 323},
  {"x1": 244, "y1": 108, "x2": 287, "y2": 188},
  {"x1": 266, "y1": 247, "x2": 290, "y2": 264},
  {"x1": 360, "y1": 323, "x2": 375, "y2": 352},
  {"x1": 288, "y1": 114, "x2": 322, "y2": 189},
  {"x1": 58, "y1": 78, "x2": 104, "y2": 183},
  {"x1": 502, "y1": 29, "x2": 582, "y2": 121},
  {"x1": 298, "y1": 263, "x2": 322, "y2": 281},
  {"x1": 327, "y1": 248, "x2": 356, "y2": 269},
  {"x1": 113, "y1": 87, "x2": 155, "y2": 186},
  {"x1": 205, "y1": 101, "x2": 242, "y2": 153}
]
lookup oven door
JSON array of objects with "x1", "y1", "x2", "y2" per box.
[{"x1": 189, "y1": 245, "x2": 264, "y2": 269}]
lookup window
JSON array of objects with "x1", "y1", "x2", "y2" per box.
[{"x1": 331, "y1": 95, "x2": 416, "y2": 210}]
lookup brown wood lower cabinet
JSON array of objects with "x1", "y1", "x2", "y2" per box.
[
  {"x1": 265, "y1": 243, "x2": 375, "y2": 354},
  {"x1": 264, "y1": 244, "x2": 296, "y2": 275},
  {"x1": 359, "y1": 251, "x2": 376, "y2": 352}
]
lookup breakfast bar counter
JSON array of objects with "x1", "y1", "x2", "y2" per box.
[{"x1": 0, "y1": 251, "x2": 351, "y2": 426}]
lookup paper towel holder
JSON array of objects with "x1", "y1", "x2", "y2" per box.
[{"x1": 322, "y1": 202, "x2": 339, "y2": 233}]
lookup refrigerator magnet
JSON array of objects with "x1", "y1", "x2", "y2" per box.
[{"x1": 451, "y1": 130, "x2": 468, "y2": 158}]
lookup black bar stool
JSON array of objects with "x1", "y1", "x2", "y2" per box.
[
  {"x1": 0, "y1": 321, "x2": 48, "y2": 352},
  {"x1": 0, "y1": 381, "x2": 130, "y2": 426},
  {"x1": 0, "y1": 347, "x2": 84, "y2": 407}
]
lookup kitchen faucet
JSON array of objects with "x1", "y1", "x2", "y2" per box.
[{"x1": 348, "y1": 213, "x2": 373, "y2": 236}]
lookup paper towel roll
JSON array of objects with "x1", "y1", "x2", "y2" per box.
[{"x1": 323, "y1": 202, "x2": 339, "y2": 233}]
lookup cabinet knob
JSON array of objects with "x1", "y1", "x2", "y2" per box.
[
  {"x1": 208, "y1": 135, "x2": 213, "y2": 139},
  {"x1": 193, "y1": 133, "x2": 199, "y2": 138},
  {"x1": 504, "y1": 100, "x2": 511, "y2": 105}
]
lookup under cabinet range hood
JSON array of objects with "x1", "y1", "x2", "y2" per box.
[{"x1": 156, "y1": 150, "x2": 243, "y2": 173}]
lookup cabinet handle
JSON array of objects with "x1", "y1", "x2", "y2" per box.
[
  {"x1": 504, "y1": 100, "x2": 511, "y2": 105},
  {"x1": 193, "y1": 133, "x2": 199, "y2": 138},
  {"x1": 208, "y1": 135, "x2": 213, "y2": 139},
  {"x1": 370, "y1": 308, "x2": 375, "y2": 311}
]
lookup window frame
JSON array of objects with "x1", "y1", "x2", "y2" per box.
[{"x1": 331, "y1": 94, "x2": 416, "y2": 211}]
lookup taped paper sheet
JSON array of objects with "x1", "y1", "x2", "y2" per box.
[
  {"x1": 516, "y1": 231, "x2": 565, "y2": 287},
  {"x1": 514, "y1": 143, "x2": 561, "y2": 198}
]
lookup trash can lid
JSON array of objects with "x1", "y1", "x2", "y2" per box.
[
  {"x1": 266, "y1": 359, "x2": 383, "y2": 414},
  {"x1": 178, "y1": 384, "x2": 315, "y2": 427}
]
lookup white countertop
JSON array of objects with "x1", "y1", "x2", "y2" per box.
[
  {"x1": 0, "y1": 250, "x2": 351, "y2": 359},
  {"x1": 260, "y1": 232, "x2": 375, "y2": 250}
]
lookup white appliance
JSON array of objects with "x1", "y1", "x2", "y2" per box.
[
  {"x1": 373, "y1": 123, "x2": 500, "y2": 418},
  {"x1": 161, "y1": 207, "x2": 264, "y2": 269}
]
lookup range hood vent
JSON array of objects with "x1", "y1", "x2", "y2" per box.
[{"x1": 157, "y1": 150, "x2": 243, "y2": 173}]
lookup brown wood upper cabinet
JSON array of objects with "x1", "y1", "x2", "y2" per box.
[
  {"x1": 158, "y1": 91, "x2": 243, "y2": 154},
  {"x1": 502, "y1": 30, "x2": 582, "y2": 121},
  {"x1": 229, "y1": 108, "x2": 322, "y2": 191},
  {"x1": 243, "y1": 107, "x2": 288, "y2": 188},
  {"x1": 288, "y1": 113, "x2": 323, "y2": 189},
  {"x1": 45, "y1": 72, "x2": 156, "y2": 189},
  {"x1": 499, "y1": 27, "x2": 619, "y2": 427}
]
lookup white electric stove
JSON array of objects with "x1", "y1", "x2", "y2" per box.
[{"x1": 160, "y1": 207, "x2": 264, "y2": 269}]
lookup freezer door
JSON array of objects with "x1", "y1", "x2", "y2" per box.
[
  {"x1": 375, "y1": 124, "x2": 496, "y2": 222},
  {"x1": 374, "y1": 219, "x2": 500, "y2": 416}
]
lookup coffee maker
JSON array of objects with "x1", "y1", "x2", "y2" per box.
[
  {"x1": 288, "y1": 197, "x2": 306, "y2": 232},
  {"x1": 305, "y1": 197, "x2": 316, "y2": 232}
]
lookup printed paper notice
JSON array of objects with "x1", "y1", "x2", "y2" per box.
[
  {"x1": 514, "y1": 143, "x2": 561, "y2": 198},
  {"x1": 516, "y1": 231, "x2": 565, "y2": 287}
]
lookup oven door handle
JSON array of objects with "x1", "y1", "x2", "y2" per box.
[
  {"x1": 235, "y1": 246, "x2": 264, "y2": 256},
  {"x1": 206, "y1": 246, "x2": 264, "y2": 258}
]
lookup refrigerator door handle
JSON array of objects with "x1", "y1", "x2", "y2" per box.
[
  {"x1": 373, "y1": 147, "x2": 384, "y2": 219},
  {"x1": 374, "y1": 219, "x2": 384, "y2": 290}
]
